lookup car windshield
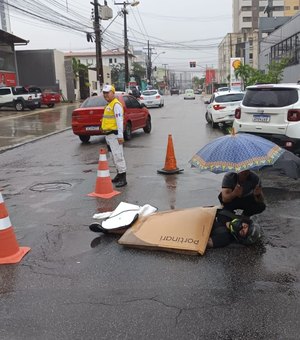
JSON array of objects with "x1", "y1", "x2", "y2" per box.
[
  {"x1": 215, "y1": 93, "x2": 244, "y2": 103},
  {"x1": 80, "y1": 96, "x2": 108, "y2": 108},
  {"x1": 142, "y1": 90, "x2": 157, "y2": 96},
  {"x1": 243, "y1": 88, "x2": 298, "y2": 107},
  {"x1": 185, "y1": 90, "x2": 193, "y2": 93}
]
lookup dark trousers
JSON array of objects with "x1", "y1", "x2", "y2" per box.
[{"x1": 221, "y1": 194, "x2": 266, "y2": 217}]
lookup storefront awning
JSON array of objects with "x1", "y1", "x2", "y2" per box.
[{"x1": 0, "y1": 30, "x2": 28, "y2": 45}]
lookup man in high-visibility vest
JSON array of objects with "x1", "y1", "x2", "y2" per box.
[{"x1": 102, "y1": 84, "x2": 127, "y2": 187}]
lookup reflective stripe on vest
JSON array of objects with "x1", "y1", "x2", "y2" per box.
[{"x1": 101, "y1": 98, "x2": 122, "y2": 131}]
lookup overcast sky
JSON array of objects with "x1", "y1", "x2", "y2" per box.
[{"x1": 9, "y1": 0, "x2": 232, "y2": 74}]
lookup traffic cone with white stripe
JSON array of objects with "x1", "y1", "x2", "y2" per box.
[
  {"x1": 88, "y1": 148, "x2": 120, "y2": 199},
  {"x1": 0, "y1": 192, "x2": 30, "y2": 264}
]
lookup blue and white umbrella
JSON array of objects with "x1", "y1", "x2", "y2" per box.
[{"x1": 190, "y1": 133, "x2": 285, "y2": 173}]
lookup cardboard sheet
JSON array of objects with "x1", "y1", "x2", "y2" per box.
[{"x1": 118, "y1": 206, "x2": 217, "y2": 255}]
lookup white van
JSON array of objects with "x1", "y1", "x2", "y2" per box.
[{"x1": 233, "y1": 83, "x2": 300, "y2": 154}]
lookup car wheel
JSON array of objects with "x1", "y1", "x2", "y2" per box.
[
  {"x1": 47, "y1": 104, "x2": 55, "y2": 108},
  {"x1": 79, "y1": 135, "x2": 90, "y2": 143},
  {"x1": 124, "y1": 122, "x2": 132, "y2": 141},
  {"x1": 15, "y1": 101, "x2": 24, "y2": 111},
  {"x1": 211, "y1": 119, "x2": 218, "y2": 128},
  {"x1": 205, "y1": 112, "x2": 211, "y2": 123},
  {"x1": 143, "y1": 117, "x2": 151, "y2": 134}
]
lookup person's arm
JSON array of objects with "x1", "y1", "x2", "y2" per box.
[
  {"x1": 253, "y1": 185, "x2": 264, "y2": 202},
  {"x1": 221, "y1": 184, "x2": 243, "y2": 203},
  {"x1": 114, "y1": 103, "x2": 124, "y2": 142}
]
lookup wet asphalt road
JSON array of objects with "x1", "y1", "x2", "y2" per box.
[{"x1": 0, "y1": 95, "x2": 300, "y2": 339}]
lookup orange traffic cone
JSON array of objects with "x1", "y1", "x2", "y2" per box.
[
  {"x1": 0, "y1": 192, "x2": 30, "y2": 264},
  {"x1": 157, "y1": 134, "x2": 184, "y2": 174},
  {"x1": 88, "y1": 148, "x2": 121, "y2": 199}
]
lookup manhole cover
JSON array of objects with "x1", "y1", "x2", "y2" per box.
[{"x1": 30, "y1": 182, "x2": 72, "y2": 192}]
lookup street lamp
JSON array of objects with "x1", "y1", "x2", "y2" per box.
[
  {"x1": 152, "y1": 51, "x2": 165, "y2": 64},
  {"x1": 151, "y1": 52, "x2": 165, "y2": 85},
  {"x1": 114, "y1": 1, "x2": 140, "y2": 91}
]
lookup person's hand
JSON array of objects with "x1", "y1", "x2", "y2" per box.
[
  {"x1": 233, "y1": 183, "x2": 243, "y2": 197},
  {"x1": 254, "y1": 184, "x2": 262, "y2": 196},
  {"x1": 117, "y1": 138, "x2": 124, "y2": 144}
]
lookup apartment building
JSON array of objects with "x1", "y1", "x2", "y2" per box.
[
  {"x1": 285, "y1": 0, "x2": 300, "y2": 15},
  {"x1": 218, "y1": 31, "x2": 259, "y2": 84},
  {"x1": 217, "y1": 0, "x2": 299, "y2": 85}
]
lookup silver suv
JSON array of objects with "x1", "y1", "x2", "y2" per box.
[{"x1": 233, "y1": 83, "x2": 300, "y2": 154}]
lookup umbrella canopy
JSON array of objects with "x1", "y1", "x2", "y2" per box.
[{"x1": 190, "y1": 133, "x2": 285, "y2": 173}]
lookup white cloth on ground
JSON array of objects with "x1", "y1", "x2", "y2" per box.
[{"x1": 93, "y1": 202, "x2": 158, "y2": 231}]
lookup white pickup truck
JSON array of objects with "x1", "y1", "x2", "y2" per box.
[{"x1": 0, "y1": 86, "x2": 41, "y2": 111}]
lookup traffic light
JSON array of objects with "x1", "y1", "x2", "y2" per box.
[
  {"x1": 190, "y1": 61, "x2": 196, "y2": 68},
  {"x1": 86, "y1": 33, "x2": 94, "y2": 42}
]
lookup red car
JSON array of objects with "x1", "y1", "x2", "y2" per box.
[
  {"x1": 41, "y1": 90, "x2": 61, "y2": 108},
  {"x1": 72, "y1": 93, "x2": 152, "y2": 143},
  {"x1": 27, "y1": 87, "x2": 61, "y2": 108}
]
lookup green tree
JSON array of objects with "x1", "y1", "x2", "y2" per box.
[
  {"x1": 192, "y1": 76, "x2": 202, "y2": 89},
  {"x1": 131, "y1": 62, "x2": 146, "y2": 87},
  {"x1": 110, "y1": 64, "x2": 125, "y2": 91},
  {"x1": 264, "y1": 57, "x2": 290, "y2": 84},
  {"x1": 234, "y1": 58, "x2": 290, "y2": 88}
]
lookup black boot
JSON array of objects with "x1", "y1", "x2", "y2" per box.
[
  {"x1": 112, "y1": 173, "x2": 120, "y2": 183},
  {"x1": 115, "y1": 172, "x2": 127, "y2": 187}
]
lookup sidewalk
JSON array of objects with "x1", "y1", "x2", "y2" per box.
[{"x1": 0, "y1": 101, "x2": 78, "y2": 119}]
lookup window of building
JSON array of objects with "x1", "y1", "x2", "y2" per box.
[
  {"x1": 92, "y1": 81, "x2": 97, "y2": 90},
  {"x1": 249, "y1": 53, "x2": 253, "y2": 59},
  {"x1": 271, "y1": 32, "x2": 300, "y2": 65},
  {"x1": 243, "y1": 17, "x2": 252, "y2": 22},
  {"x1": 294, "y1": 6, "x2": 299, "y2": 10},
  {"x1": 241, "y1": 6, "x2": 252, "y2": 11},
  {"x1": 109, "y1": 58, "x2": 113, "y2": 64},
  {"x1": 114, "y1": 58, "x2": 117, "y2": 63},
  {"x1": 0, "y1": 49, "x2": 16, "y2": 72}
]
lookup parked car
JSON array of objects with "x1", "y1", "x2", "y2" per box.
[
  {"x1": 233, "y1": 83, "x2": 300, "y2": 154},
  {"x1": 205, "y1": 90, "x2": 244, "y2": 128},
  {"x1": 0, "y1": 86, "x2": 40, "y2": 111},
  {"x1": 72, "y1": 93, "x2": 152, "y2": 143},
  {"x1": 170, "y1": 88, "x2": 180, "y2": 95},
  {"x1": 184, "y1": 89, "x2": 195, "y2": 100},
  {"x1": 139, "y1": 89, "x2": 164, "y2": 108},
  {"x1": 27, "y1": 87, "x2": 61, "y2": 108},
  {"x1": 215, "y1": 87, "x2": 230, "y2": 92}
]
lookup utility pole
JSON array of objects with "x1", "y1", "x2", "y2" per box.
[
  {"x1": 115, "y1": 1, "x2": 139, "y2": 91},
  {"x1": 162, "y1": 63, "x2": 168, "y2": 94},
  {"x1": 123, "y1": 4, "x2": 129, "y2": 91},
  {"x1": 93, "y1": 0, "x2": 104, "y2": 89},
  {"x1": 143, "y1": 40, "x2": 155, "y2": 85}
]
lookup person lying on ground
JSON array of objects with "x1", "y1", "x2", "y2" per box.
[
  {"x1": 218, "y1": 170, "x2": 266, "y2": 217},
  {"x1": 207, "y1": 209, "x2": 262, "y2": 248}
]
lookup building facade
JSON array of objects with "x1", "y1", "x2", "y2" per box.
[
  {"x1": 232, "y1": 0, "x2": 298, "y2": 34},
  {"x1": 259, "y1": 11, "x2": 300, "y2": 82},
  {"x1": 0, "y1": 0, "x2": 11, "y2": 32},
  {"x1": 218, "y1": 31, "x2": 259, "y2": 84}
]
